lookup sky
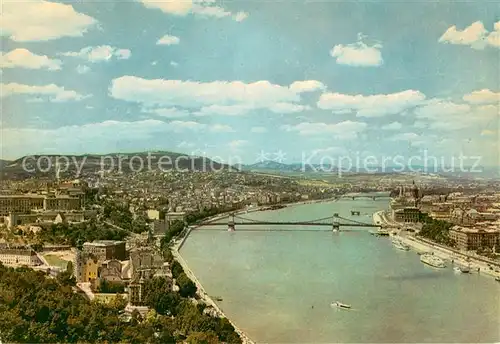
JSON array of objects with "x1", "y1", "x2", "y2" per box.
[{"x1": 1, "y1": 0, "x2": 499, "y2": 166}]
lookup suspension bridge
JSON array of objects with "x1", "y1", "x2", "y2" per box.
[
  {"x1": 339, "y1": 194, "x2": 391, "y2": 201},
  {"x1": 199, "y1": 213, "x2": 385, "y2": 232}
]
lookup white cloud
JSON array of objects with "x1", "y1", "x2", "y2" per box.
[
  {"x1": 110, "y1": 76, "x2": 314, "y2": 114},
  {"x1": 282, "y1": 120, "x2": 367, "y2": 139},
  {"x1": 311, "y1": 146, "x2": 347, "y2": 155},
  {"x1": 76, "y1": 65, "x2": 90, "y2": 74},
  {"x1": 234, "y1": 11, "x2": 248, "y2": 22},
  {"x1": 381, "y1": 122, "x2": 403, "y2": 130},
  {"x1": 139, "y1": 0, "x2": 247, "y2": 21},
  {"x1": 140, "y1": 0, "x2": 193, "y2": 15},
  {"x1": 463, "y1": 89, "x2": 500, "y2": 104},
  {"x1": 251, "y1": 127, "x2": 268, "y2": 133},
  {"x1": 289, "y1": 80, "x2": 326, "y2": 93},
  {"x1": 210, "y1": 124, "x2": 234, "y2": 132},
  {"x1": 177, "y1": 141, "x2": 196, "y2": 148},
  {"x1": 60, "y1": 46, "x2": 131, "y2": 62},
  {"x1": 414, "y1": 100, "x2": 471, "y2": 120},
  {"x1": 389, "y1": 132, "x2": 427, "y2": 147},
  {"x1": 229, "y1": 140, "x2": 248, "y2": 150},
  {"x1": 146, "y1": 107, "x2": 190, "y2": 118},
  {"x1": 269, "y1": 103, "x2": 310, "y2": 114},
  {"x1": 413, "y1": 100, "x2": 498, "y2": 131},
  {"x1": 170, "y1": 61, "x2": 179, "y2": 67},
  {"x1": 1, "y1": 120, "x2": 170, "y2": 157},
  {"x1": 2, "y1": 0, "x2": 97, "y2": 42},
  {"x1": 1, "y1": 82, "x2": 89, "y2": 102},
  {"x1": 317, "y1": 90, "x2": 425, "y2": 117},
  {"x1": 157, "y1": 34, "x2": 180, "y2": 45},
  {"x1": 439, "y1": 21, "x2": 500, "y2": 49},
  {"x1": 193, "y1": 104, "x2": 252, "y2": 116},
  {"x1": 0, "y1": 48, "x2": 62, "y2": 70},
  {"x1": 330, "y1": 34, "x2": 383, "y2": 67},
  {"x1": 167, "y1": 120, "x2": 205, "y2": 132},
  {"x1": 481, "y1": 129, "x2": 496, "y2": 136}
]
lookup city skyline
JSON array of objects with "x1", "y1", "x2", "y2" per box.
[{"x1": 1, "y1": 0, "x2": 499, "y2": 165}]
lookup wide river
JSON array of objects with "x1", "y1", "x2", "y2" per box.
[{"x1": 180, "y1": 196, "x2": 500, "y2": 343}]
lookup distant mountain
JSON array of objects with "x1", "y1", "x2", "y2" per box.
[
  {"x1": 0, "y1": 159, "x2": 13, "y2": 170},
  {"x1": 1, "y1": 151, "x2": 237, "y2": 179},
  {"x1": 239, "y1": 161, "x2": 499, "y2": 179}
]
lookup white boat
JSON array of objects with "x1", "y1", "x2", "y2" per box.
[
  {"x1": 392, "y1": 238, "x2": 410, "y2": 251},
  {"x1": 455, "y1": 265, "x2": 470, "y2": 273},
  {"x1": 331, "y1": 301, "x2": 351, "y2": 309},
  {"x1": 420, "y1": 254, "x2": 446, "y2": 268}
]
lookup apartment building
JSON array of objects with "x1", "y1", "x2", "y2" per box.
[
  {"x1": 82, "y1": 240, "x2": 127, "y2": 261},
  {"x1": 0, "y1": 245, "x2": 41, "y2": 266},
  {"x1": 0, "y1": 195, "x2": 45, "y2": 216},
  {"x1": 0, "y1": 194, "x2": 82, "y2": 216},
  {"x1": 449, "y1": 226, "x2": 500, "y2": 251}
]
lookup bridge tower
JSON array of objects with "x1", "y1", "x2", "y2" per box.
[
  {"x1": 332, "y1": 213, "x2": 340, "y2": 232},
  {"x1": 228, "y1": 213, "x2": 235, "y2": 232}
]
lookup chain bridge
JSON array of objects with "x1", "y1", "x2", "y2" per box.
[{"x1": 199, "y1": 213, "x2": 384, "y2": 232}]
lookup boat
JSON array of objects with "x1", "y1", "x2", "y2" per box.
[
  {"x1": 453, "y1": 266, "x2": 469, "y2": 273},
  {"x1": 331, "y1": 301, "x2": 351, "y2": 309},
  {"x1": 420, "y1": 253, "x2": 446, "y2": 268},
  {"x1": 392, "y1": 238, "x2": 410, "y2": 251}
]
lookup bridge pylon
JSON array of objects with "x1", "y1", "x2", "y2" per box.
[{"x1": 228, "y1": 213, "x2": 235, "y2": 232}]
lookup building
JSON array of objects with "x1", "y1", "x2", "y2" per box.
[
  {"x1": 393, "y1": 207, "x2": 421, "y2": 223},
  {"x1": 0, "y1": 245, "x2": 41, "y2": 266},
  {"x1": 0, "y1": 194, "x2": 81, "y2": 216},
  {"x1": 98, "y1": 259, "x2": 123, "y2": 283},
  {"x1": 449, "y1": 226, "x2": 500, "y2": 251},
  {"x1": 82, "y1": 240, "x2": 126, "y2": 261},
  {"x1": 74, "y1": 251, "x2": 99, "y2": 283},
  {"x1": 165, "y1": 212, "x2": 186, "y2": 230},
  {"x1": 5, "y1": 211, "x2": 85, "y2": 229},
  {"x1": 129, "y1": 246, "x2": 164, "y2": 280},
  {"x1": 0, "y1": 194, "x2": 45, "y2": 216},
  {"x1": 43, "y1": 195, "x2": 82, "y2": 211}
]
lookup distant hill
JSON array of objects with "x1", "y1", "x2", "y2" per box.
[
  {"x1": 0, "y1": 159, "x2": 13, "y2": 170},
  {"x1": 1, "y1": 151, "x2": 237, "y2": 179},
  {"x1": 239, "y1": 161, "x2": 499, "y2": 179}
]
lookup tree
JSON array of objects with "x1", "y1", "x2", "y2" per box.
[
  {"x1": 56, "y1": 270, "x2": 76, "y2": 287},
  {"x1": 177, "y1": 273, "x2": 197, "y2": 298},
  {"x1": 186, "y1": 331, "x2": 219, "y2": 344},
  {"x1": 171, "y1": 260, "x2": 184, "y2": 279}
]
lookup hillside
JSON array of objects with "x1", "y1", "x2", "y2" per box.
[{"x1": 0, "y1": 151, "x2": 237, "y2": 179}]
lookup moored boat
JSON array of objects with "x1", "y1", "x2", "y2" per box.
[
  {"x1": 392, "y1": 238, "x2": 410, "y2": 251},
  {"x1": 331, "y1": 301, "x2": 351, "y2": 309},
  {"x1": 420, "y1": 253, "x2": 446, "y2": 268}
]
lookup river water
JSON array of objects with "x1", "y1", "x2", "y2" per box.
[{"x1": 180, "y1": 197, "x2": 500, "y2": 343}]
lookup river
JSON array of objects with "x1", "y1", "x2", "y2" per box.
[{"x1": 180, "y1": 197, "x2": 500, "y2": 343}]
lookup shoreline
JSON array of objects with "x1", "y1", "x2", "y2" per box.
[
  {"x1": 171, "y1": 232, "x2": 255, "y2": 344},
  {"x1": 374, "y1": 210, "x2": 500, "y2": 280}
]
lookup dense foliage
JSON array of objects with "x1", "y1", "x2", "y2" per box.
[
  {"x1": 102, "y1": 201, "x2": 150, "y2": 234},
  {"x1": 97, "y1": 280, "x2": 125, "y2": 294},
  {"x1": 417, "y1": 213, "x2": 456, "y2": 246},
  {"x1": 36, "y1": 220, "x2": 128, "y2": 249},
  {"x1": 0, "y1": 264, "x2": 242, "y2": 343},
  {"x1": 0, "y1": 264, "x2": 164, "y2": 343}
]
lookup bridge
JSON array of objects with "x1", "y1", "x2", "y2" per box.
[
  {"x1": 199, "y1": 213, "x2": 383, "y2": 232},
  {"x1": 340, "y1": 194, "x2": 391, "y2": 201}
]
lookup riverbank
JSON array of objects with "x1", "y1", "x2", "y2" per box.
[
  {"x1": 374, "y1": 210, "x2": 500, "y2": 279},
  {"x1": 171, "y1": 236, "x2": 255, "y2": 344}
]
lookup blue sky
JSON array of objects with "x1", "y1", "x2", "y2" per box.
[{"x1": 1, "y1": 0, "x2": 499, "y2": 165}]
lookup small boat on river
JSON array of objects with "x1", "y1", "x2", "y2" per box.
[{"x1": 331, "y1": 301, "x2": 351, "y2": 309}]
